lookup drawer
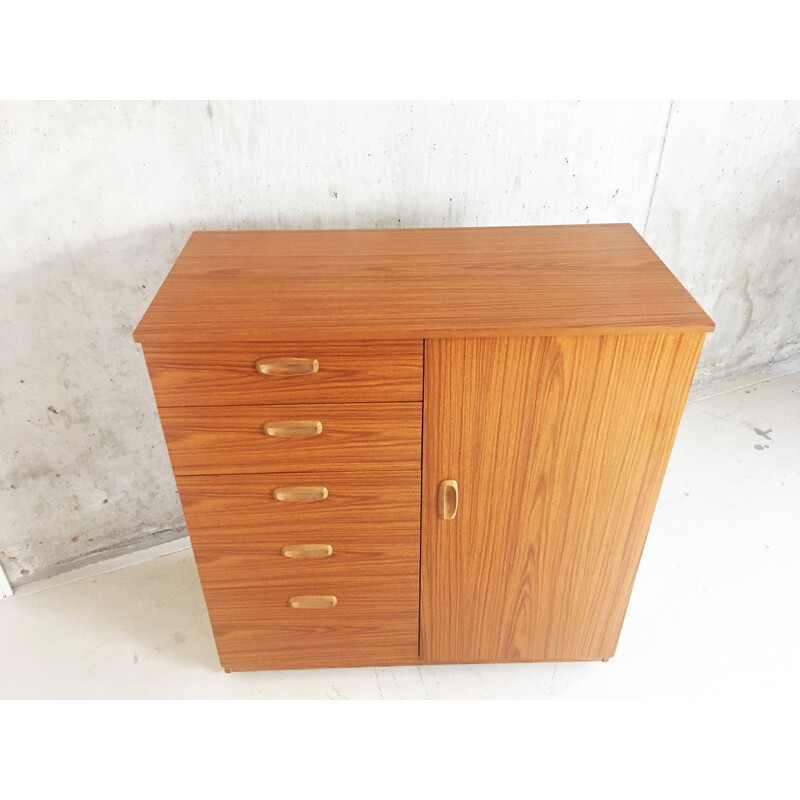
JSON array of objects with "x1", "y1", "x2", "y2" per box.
[
  {"x1": 160, "y1": 402, "x2": 421, "y2": 475},
  {"x1": 176, "y1": 471, "x2": 421, "y2": 589},
  {"x1": 203, "y1": 579, "x2": 420, "y2": 671},
  {"x1": 141, "y1": 340, "x2": 423, "y2": 406}
]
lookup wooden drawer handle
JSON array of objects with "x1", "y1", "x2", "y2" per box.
[
  {"x1": 289, "y1": 595, "x2": 337, "y2": 609},
  {"x1": 255, "y1": 357, "x2": 319, "y2": 376},
  {"x1": 263, "y1": 420, "x2": 323, "y2": 438},
  {"x1": 438, "y1": 479, "x2": 459, "y2": 520},
  {"x1": 281, "y1": 544, "x2": 333, "y2": 559},
  {"x1": 272, "y1": 486, "x2": 329, "y2": 503}
]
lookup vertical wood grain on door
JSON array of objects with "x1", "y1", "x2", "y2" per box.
[{"x1": 420, "y1": 334, "x2": 705, "y2": 663}]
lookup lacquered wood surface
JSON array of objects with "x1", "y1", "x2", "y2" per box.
[
  {"x1": 142, "y1": 340, "x2": 423, "y2": 406},
  {"x1": 132, "y1": 224, "x2": 714, "y2": 672},
  {"x1": 206, "y1": 578, "x2": 420, "y2": 671},
  {"x1": 159, "y1": 402, "x2": 422, "y2": 475},
  {"x1": 133, "y1": 226, "x2": 714, "y2": 344},
  {"x1": 176, "y1": 471, "x2": 420, "y2": 589},
  {"x1": 180, "y1": 470, "x2": 422, "y2": 670},
  {"x1": 420, "y1": 333, "x2": 705, "y2": 664}
]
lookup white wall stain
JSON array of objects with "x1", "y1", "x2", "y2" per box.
[
  {"x1": 0, "y1": 100, "x2": 797, "y2": 584},
  {"x1": 644, "y1": 101, "x2": 800, "y2": 381}
]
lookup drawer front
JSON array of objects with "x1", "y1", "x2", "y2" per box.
[
  {"x1": 176, "y1": 471, "x2": 421, "y2": 589},
  {"x1": 204, "y1": 580, "x2": 420, "y2": 671},
  {"x1": 142, "y1": 340, "x2": 423, "y2": 406},
  {"x1": 160, "y1": 402, "x2": 422, "y2": 475}
]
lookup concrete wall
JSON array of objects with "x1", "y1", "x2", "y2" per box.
[
  {"x1": 2, "y1": 101, "x2": 798, "y2": 585},
  {"x1": 646, "y1": 102, "x2": 800, "y2": 380}
]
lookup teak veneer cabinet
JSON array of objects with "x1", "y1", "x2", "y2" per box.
[{"x1": 134, "y1": 225, "x2": 714, "y2": 672}]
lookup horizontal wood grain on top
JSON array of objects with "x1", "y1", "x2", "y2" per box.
[
  {"x1": 141, "y1": 340, "x2": 422, "y2": 406},
  {"x1": 133, "y1": 225, "x2": 714, "y2": 344},
  {"x1": 159, "y1": 402, "x2": 422, "y2": 475},
  {"x1": 176, "y1": 471, "x2": 420, "y2": 590}
]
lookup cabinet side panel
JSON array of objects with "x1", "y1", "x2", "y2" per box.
[{"x1": 421, "y1": 334, "x2": 705, "y2": 663}]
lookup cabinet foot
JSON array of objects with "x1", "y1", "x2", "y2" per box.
[{"x1": 601, "y1": 657, "x2": 610, "y2": 662}]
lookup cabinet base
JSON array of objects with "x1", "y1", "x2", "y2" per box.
[{"x1": 219, "y1": 655, "x2": 616, "y2": 673}]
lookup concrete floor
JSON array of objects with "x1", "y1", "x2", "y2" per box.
[{"x1": 1, "y1": 370, "x2": 798, "y2": 700}]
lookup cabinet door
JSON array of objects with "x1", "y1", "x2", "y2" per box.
[{"x1": 420, "y1": 334, "x2": 705, "y2": 663}]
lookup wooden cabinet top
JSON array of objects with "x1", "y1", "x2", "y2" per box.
[{"x1": 133, "y1": 224, "x2": 714, "y2": 344}]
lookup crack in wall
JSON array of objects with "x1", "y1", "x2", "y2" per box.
[{"x1": 644, "y1": 100, "x2": 674, "y2": 235}]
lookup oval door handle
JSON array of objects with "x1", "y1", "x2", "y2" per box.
[
  {"x1": 289, "y1": 595, "x2": 337, "y2": 609},
  {"x1": 438, "y1": 479, "x2": 459, "y2": 520},
  {"x1": 255, "y1": 357, "x2": 319, "y2": 376},
  {"x1": 263, "y1": 420, "x2": 323, "y2": 438},
  {"x1": 272, "y1": 486, "x2": 329, "y2": 503},
  {"x1": 281, "y1": 544, "x2": 333, "y2": 559}
]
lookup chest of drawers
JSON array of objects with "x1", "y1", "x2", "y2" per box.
[{"x1": 133, "y1": 224, "x2": 713, "y2": 672}]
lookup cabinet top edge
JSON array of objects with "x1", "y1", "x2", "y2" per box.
[{"x1": 133, "y1": 224, "x2": 714, "y2": 343}]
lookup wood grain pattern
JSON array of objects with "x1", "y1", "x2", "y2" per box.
[
  {"x1": 176, "y1": 471, "x2": 420, "y2": 589},
  {"x1": 205, "y1": 576, "x2": 419, "y2": 671},
  {"x1": 159, "y1": 402, "x2": 422, "y2": 475},
  {"x1": 179, "y1": 471, "x2": 421, "y2": 670},
  {"x1": 141, "y1": 340, "x2": 423, "y2": 407},
  {"x1": 133, "y1": 226, "x2": 714, "y2": 344},
  {"x1": 132, "y1": 225, "x2": 714, "y2": 672},
  {"x1": 420, "y1": 333, "x2": 705, "y2": 664}
]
